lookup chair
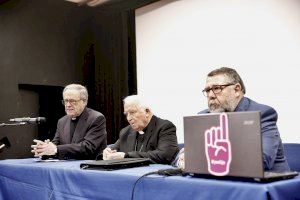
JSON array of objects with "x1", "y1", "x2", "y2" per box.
[
  {"x1": 283, "y1": 143, "x2": 300, "y2": 172},
  {"x1": 178, "y1": 143, "x2": 184, "y2": 151}
]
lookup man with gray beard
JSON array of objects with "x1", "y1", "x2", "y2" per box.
[{"x1": 175, "y1": 67, "x2": 290, "y2": 172}]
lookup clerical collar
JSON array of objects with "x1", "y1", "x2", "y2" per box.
[
  {"x1": 139, "y1": 124, "x2": 149, "y2": 135},
  {"x1": 71, "y1": 114, "x2": 81, "y2": 122},
  {"x1": 137, "y1": 116, "x2": 154, "y2": 135}
]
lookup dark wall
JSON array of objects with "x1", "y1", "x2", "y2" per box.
[
  {"x1": 91, "y1": 10, "x2": 137, "y2": 143},
  {"x1": 0, "y1": 0, "x2": 138, "y2": 159},
  {"x1": 0, "y1": 0, "x2": 94, "y2": 158}
]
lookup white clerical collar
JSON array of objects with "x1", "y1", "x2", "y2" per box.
[{"x1": 138, "y1": 131, "x2": 145, "y2": 135}]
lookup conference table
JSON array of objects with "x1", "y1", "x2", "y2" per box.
[{"x1": 0, "y1": 158, "x2": 299, "y2": 200}]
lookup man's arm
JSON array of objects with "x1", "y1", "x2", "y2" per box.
[
  {"x1": 108, "y1": 138, "x2": 121, "y2": 151},
  {"x1": 101, "y1": 136, "x2": 121, "y2": 160},
  {"x1": 126, "y1": 122, "x2": 179, "y2": 164},
  {"x1": 260, "y1": 106, "x2": 280, "y2": 170},
  {"x1": 51, "y1": 120, "x2": 61, "y2": 145},
  {"x1": 171, "y1": 148, "x2": 185, "y2": 168}
]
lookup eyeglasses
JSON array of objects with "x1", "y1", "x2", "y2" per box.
[
  {"x1": 202, "y1": 84, "x2": 235, "y2": 97},
  {"x1": 61, "y1": 99, "x2": 82, "y2": 105}
]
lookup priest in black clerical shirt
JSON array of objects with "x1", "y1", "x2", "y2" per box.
[
  {"x1": 102, "y1": 95, "x2": 179, "y2": 164},
  {"x1": 31, "y1": 84, "x2": 107, "y2": 160}
]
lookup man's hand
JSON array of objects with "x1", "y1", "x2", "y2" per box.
[
  {"x1": 177, "y1": 148, "x2": 185, "y2": 169},
  {"x1": 102, "y1": 147, "x2": 116, "y2": 160},
  {"x1": 31, "y1": 139, "x2": 57, "y2": 157},
  {"x1": 106, "y1": 152, "x2": 125, "y2": 160},
  {"x1": 103, "y1": 147, "x2": 125, "y2": 160},
  {"x1": 31, "y1": 139, "x2": 46, "y2": 156}
]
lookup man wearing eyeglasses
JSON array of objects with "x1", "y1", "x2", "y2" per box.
[
  {"x1": 31, "y1": 84, "x2": 107, "y2": 160},
  {"x1": 175, "y1": 67, "x2": 290, "y2": 172}
]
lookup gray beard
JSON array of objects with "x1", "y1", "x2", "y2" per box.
[
  {"x1": 209, "y1": 104, "x2": 226, "y2": 113},
  {"x1": 209, "y1": 98, "x2": 237, "y2": 113}
]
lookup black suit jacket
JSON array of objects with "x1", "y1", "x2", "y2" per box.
[
  {"x1": 110, "y1": 115, "x2": 179, "y2": 164},
  {"x1": 52, "y1": 107, "x2": 107, "y2": 160}
]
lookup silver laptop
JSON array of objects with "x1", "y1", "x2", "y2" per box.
[{"x1": 184, "y1": 111, "x2": 298, "y2": 181}]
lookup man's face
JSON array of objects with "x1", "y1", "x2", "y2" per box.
[
  {"x1": 124, "y1": 103, "x2": 149, "y2": 131},
  {"x1": 63, "y1": 90, "x2": 86, "y2": 118},
  {"x1": 204, "y1": 74, "x2": 240, "y2": 113}
]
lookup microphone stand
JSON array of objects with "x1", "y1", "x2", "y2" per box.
[
  {"x1": 0, "y1": 136, "x2": 11, "y2": 152},
  {"x1": 0, "y1": 121, "x2": 41, "y2": 153},
  {"x1": 0, "y1": 122, "x2": 26, "y2": 127}
]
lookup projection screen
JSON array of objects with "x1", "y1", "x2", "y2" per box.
[{"x1": 136, "y1": 0, "x2": 300, "y2": 143}]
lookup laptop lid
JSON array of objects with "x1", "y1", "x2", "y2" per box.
[{"x1": 184, "y1": 111, "x2": 265, "y2": 178}]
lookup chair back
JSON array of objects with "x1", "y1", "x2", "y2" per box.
[
  {"x1": 283, "y1": 143, "x2": 300, "y2": 172},
  {"x1": 178, "y1": 143, "x2": 184, "y2": 150}
]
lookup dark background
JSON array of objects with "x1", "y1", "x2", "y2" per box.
[{"x1": 0, "y1": 0, "x2": 159, "y2": 159}]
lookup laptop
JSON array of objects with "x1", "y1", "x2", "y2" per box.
[
  {"x1": 184, "y1": 111, "x2": 298, "y2": 181},
  {"x1": 80, "y1": 158, "x2": 152, "y2": 171}
]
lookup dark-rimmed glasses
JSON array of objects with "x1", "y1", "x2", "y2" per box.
[
  {"x1": 202, "y1": 84, "x2": 235, "y2": 97},
  {"x1": 61, "y1": 99, "x2": 82, "y2": 105}
]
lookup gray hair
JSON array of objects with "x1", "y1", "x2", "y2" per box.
[
  {"x1": 123, "y1": 95, "x2": 151, "y2": 109},
  {"x1": 63, "y1": 84, "x2": 88, "y2": 102},
  {"x1": 207, "y1": 67, "x2": 246, "y2": 94}
]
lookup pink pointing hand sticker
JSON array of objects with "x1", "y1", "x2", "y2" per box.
[{"x1": 205, "y1": 113, "x2": 232, "y2": 176}]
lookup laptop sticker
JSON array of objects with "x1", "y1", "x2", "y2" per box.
[{"x1": 205, "y1": 113, "x2": 232, "y2": 176}]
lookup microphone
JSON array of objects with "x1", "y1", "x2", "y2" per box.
[
  {"x1": 0, "y1": 137, "x2": 11, "y2": 150},
  {"x1": 86, "y1": 0, "x2": 111, "y2": 7},
  {"x1": 65, "y1": 0, "x2": 111, "y2": 7},
  {"x1": 9, "y1": 117, "x2": 46, "y2": 124}
]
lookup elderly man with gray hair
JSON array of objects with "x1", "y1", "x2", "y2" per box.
[
  {"x1": 31, "y1": 84, "x2": 107, "y2": 160},
  {"x1": 103, "y1": 95, "x2": 179, "y2": 164}
]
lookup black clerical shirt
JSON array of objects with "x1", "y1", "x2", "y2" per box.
[{"x1": 70, "y1": 117, "x2": 79, "y2": 140}]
